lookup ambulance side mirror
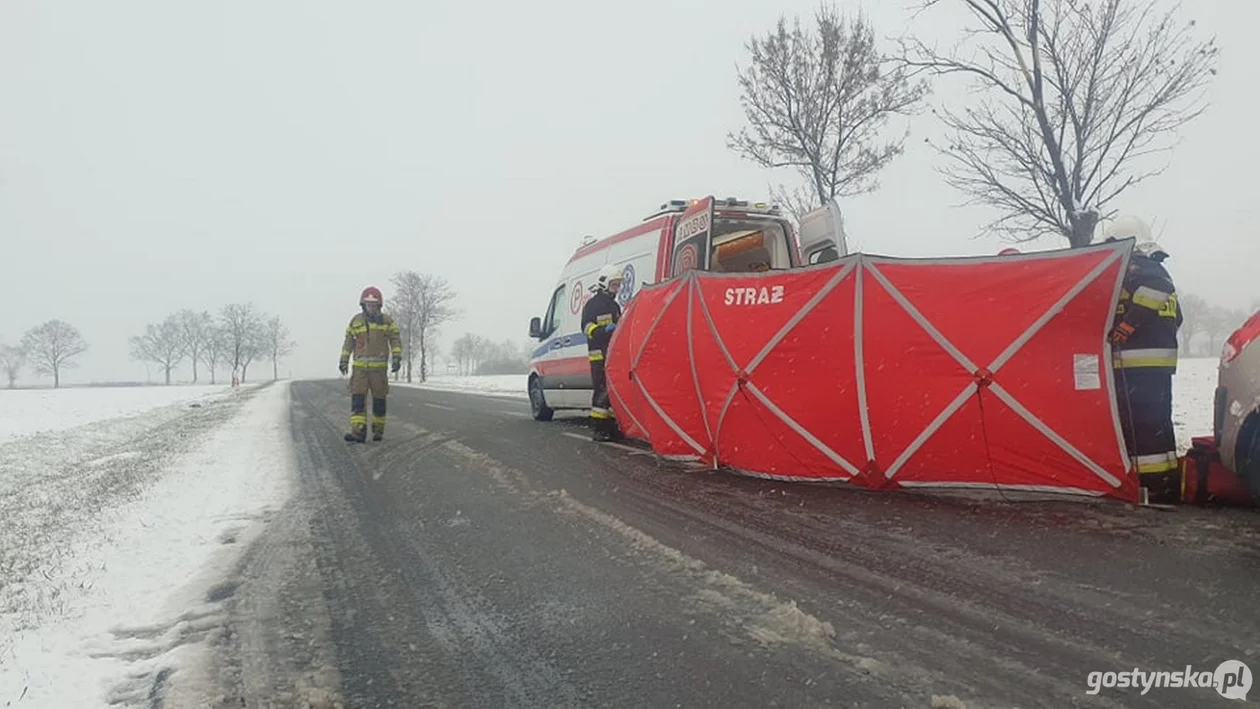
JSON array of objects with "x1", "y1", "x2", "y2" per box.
[{"x1": 529, "y1": 317, "x2": 543, "y2": 339}]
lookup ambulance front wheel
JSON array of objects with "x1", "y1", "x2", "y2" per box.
[{"x1": 529, "y1": 375, "x2": 554, "y2": 421}]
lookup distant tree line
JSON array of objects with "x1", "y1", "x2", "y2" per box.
[
  {"x1": 1177, "y1": 295, "x2": 1260, "y2": 357},
  {"x1": 127, "y1": 304, "x2": 295, "y2": 386},
  {"x1": 0, "y1": 304, "x2": 295, "y2": 389},
  {"x1": 448, "y1": 335, "x2": 532, "y2": 376}
]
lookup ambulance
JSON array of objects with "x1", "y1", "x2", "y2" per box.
[{"x1": 525, "y1": 195, "x2": 847, "y2": 420}]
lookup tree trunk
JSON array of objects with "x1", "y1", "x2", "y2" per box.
[
  {"x1": 53, "y1": 365, "x2": 60, "y2": 388},
  {"x1": 242, "y1": 363, "x2": 249, "y2": 382},
  {"x1": 209, "y1": 365, "x2": 216, "y2": 385},
  {"x1": 273, "y1": 355, "x2": 279, "y2": 381},
  {"x1": 191, "y1": 352, "x2": 200, "y2": 384},
  {"x1": 164, "y1": 366, "x2": 172, "y2": 386},
  {"x1": 1068, "y1": 212, "x2": 1098, "y2": 248},
  {"x1": 419, "y1": 331, "x2": 427, "y2": 382}
]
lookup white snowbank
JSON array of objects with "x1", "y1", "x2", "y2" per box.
[
  {"x1": 1172, "y1": 356, "x2": 1219, "y2": 454},
  {"x1": 400, "y1": 374, "x2": 528, "y2": 399},
  {"x1": 0, "y1": 384, "x2": 230, "y2": 445},
  {"x1": 0, "y1": 382, "x2": 293, "y2": 708}
]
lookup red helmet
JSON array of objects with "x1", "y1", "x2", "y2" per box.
[{"x1": 360, "y1": 286, "x2": 383, "y2": 306}]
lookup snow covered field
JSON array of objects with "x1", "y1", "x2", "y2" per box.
[
  {"x1": 0, "y1": 382, "x2": 293, "y2": 708},
  {"x1": 0, "y1": 384, "x2": 230, "y2": 446},
  {"x1": 401, "y1": 373, "x2": 528, "y2": 399},
  {"x1": 1172, "y1": 357, "x2": 1219, "y2": 453}
]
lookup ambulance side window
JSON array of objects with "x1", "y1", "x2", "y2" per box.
[
  {"x1": 543, "y1": 285, "x2": 566, "y2": 338},
  {"x1": 808, "y1": 245, "x2": 840, "y2": 265}
]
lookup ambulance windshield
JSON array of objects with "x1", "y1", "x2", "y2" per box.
[{"x1": 708, "y1": 215, "x2": 793, "y2": 273}]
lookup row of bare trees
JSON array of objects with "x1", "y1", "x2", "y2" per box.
[
  {"x1": 128, "y1": 304, "x2": 294, "y2": 386},
  {"x1": 448, "y1": 335, "x2": 531, "y2": 376},
  {"x1": 0, "y1": 320, "x2": 89, "y2": 388},
  {"x1": 1178, "y1": 295, "x2": 1260, "y2": 357},
  {"x1": 730, "y1": 0, "x2": 1218, "y2": 247},
  {"x1": 383, "y1": 270, "x2": 457, "y2": 383}
]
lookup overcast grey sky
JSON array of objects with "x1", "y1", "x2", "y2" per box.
[{"x1": 1, "y1": 0, "x2": 1254, "y2": 385}]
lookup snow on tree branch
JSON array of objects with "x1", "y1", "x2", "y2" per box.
[{"x1": 901, "y1": 0, "x2": 1218, "y2": 247}]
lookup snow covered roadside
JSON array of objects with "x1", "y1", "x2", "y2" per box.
[
  {"x1": 398, "y1": 374, "x2": 528, "y2": 400},
  {"x1": 0, "y1": 382, "x2": 294, "y2": 707},
  {"x1": 1172, "y1": 357, "x2": 1219, "y2": 454},
  {"x1": 0, "y1": 384, "x2": 230, "y2": 446}
]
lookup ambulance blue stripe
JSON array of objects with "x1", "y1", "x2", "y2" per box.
[{"x1": 532, "y1": 332, "x2": 588, "y2": 359}]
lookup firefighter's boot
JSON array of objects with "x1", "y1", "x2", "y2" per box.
[
  {"x1": 371, "y1": 397, "x2": 387, "y2": 441},
  {"x1": 592, "y1": 417, "x2": 614, "y2": 442},
  {"x1": 346, "y1": 402, "x2": 368, "y2": 443}
]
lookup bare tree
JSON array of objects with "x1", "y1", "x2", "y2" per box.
[
  {"x1": 426, "y1": 340, "x2": 442, "y2": 378},
  {"x1": 901, "y1": 0, "x2": 1218, "y2": 247},
  {"x1": 451, "y1": 333, "x2": 490, "y2": 376},
  {"x1": 200, "y1": 324, "x2": 226, "y2": 385},
  {"x1": 20, "y1": 320, "x2": 88, "y2": 388},
  {"x1": 129, "y1": 314, "x2": 188, "y2": 385},
  {"x1": 0, "y1": 344, "x2": 25, "y2": 388},
  {"x1": 413, "y1": 274, "x2": 458, "y2": 382},
  {"x1": 728, "y1": 4, "x2": 928, "y2": 212},
  {"x1": 389, "y1": 271, "x2": 426, "y2": 383},
  {"x1": 176, "y1": 310, "x2": 214, "y2": 383},
  {"x1": 263, "y1": 316, "x2": 296, "y2": 381},
  {"x1": 219, "y1": 303, "x2": 265, "y2": 383},
  {"x1": 1177, "y1": 293, "x2": 1209, "y2": 356}
]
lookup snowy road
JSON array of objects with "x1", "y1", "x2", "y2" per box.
[{"x1": 209, "y1": 380, "x2": 1258, "y2": 709}]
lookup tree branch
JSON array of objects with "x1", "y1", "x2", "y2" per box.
[{"x1": 904, "y1": 0, "x2": 1217, "y2": 246}]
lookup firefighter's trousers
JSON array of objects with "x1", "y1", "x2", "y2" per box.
[
  {"x1": 1114, "y1": 367, "x2": 1179, "y2": 503},
  {"x1": 589, "y1": 356, "x2": 617, "y2": 439},
  {"x1": 349, "y1": 366, "x2": 390, "y2": 437}
]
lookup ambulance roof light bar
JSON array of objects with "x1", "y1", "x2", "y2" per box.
[
  {"x1": 715, "y1": 197, "x2": 782, "y2": 216},
  {"x1": 643, "y1": 197, "x2": 783, "y2": 221},
  {"x1": 643, "y1": 199, "x2": 691, "y2": 221}
]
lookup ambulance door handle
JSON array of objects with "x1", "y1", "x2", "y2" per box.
[
  {"x1": 551, "y1": 338, "x2": 563, "y2": 349},
  {"x1": 561, "y1": 336, "x2": 572, "y2": 346}
]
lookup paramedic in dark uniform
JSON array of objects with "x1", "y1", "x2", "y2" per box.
[
  {"x1": 1105, "y1": 216, "x2": 1184, "y2": 503},
  {"x1": 582, "y1": 264, "x2": 624, "y2": 442}
]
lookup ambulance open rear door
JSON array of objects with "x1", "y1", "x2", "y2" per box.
[
  {"x1": 797, "y1": 197, "x2": 848, "y2": 265},
  {"x1": 670, "y1": 196, "x2": 714, "y2": 277}
]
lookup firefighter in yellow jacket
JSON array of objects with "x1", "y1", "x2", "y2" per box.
[{"x1": 339, "y1": 286, "x2": 402, "y2": 443}]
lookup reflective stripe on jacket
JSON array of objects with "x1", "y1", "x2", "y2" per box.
[
  {"x1": 582, "y1": 291, "x2": 621, "y2": 362},
  {"x1": 341, "y1": 312, "x2": 402, "y2": 368},
  {"x1": 1113, "y1": 258, "x2": 1182, "y2": 374}
]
